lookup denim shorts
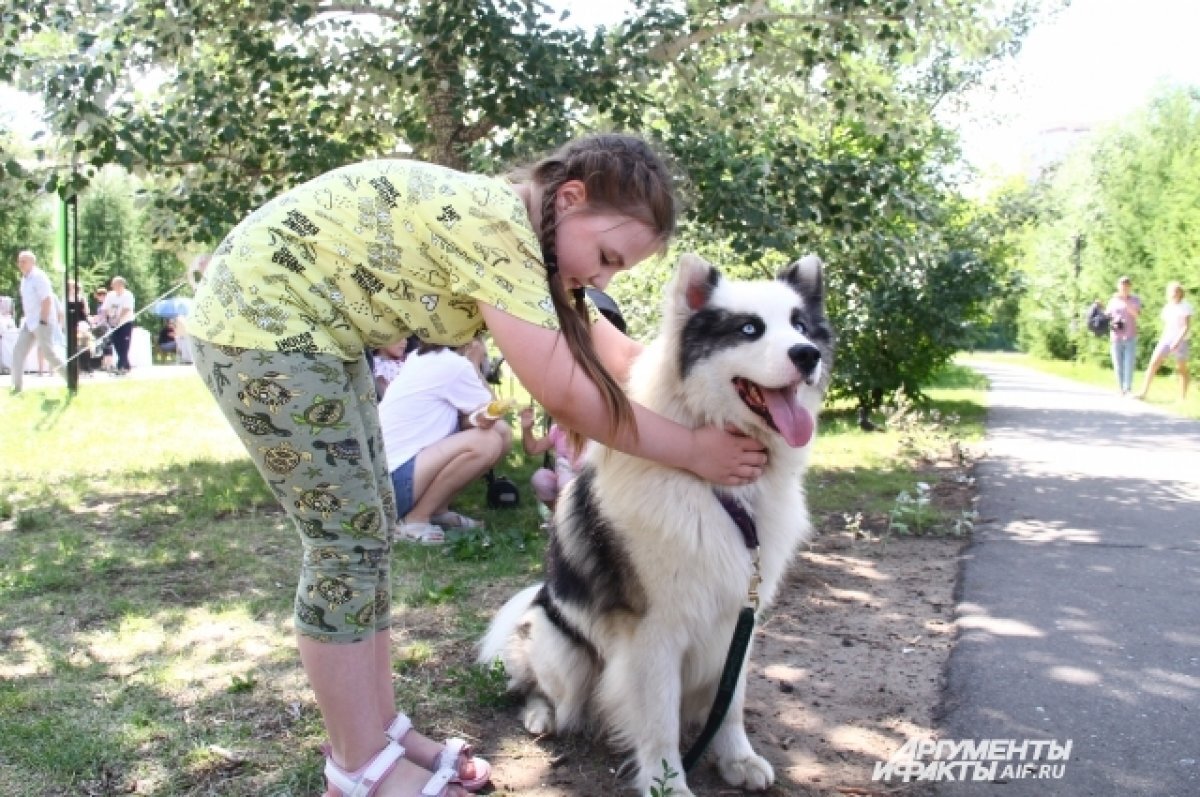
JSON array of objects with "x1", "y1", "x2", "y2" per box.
[{"x1": 390, "y1": 455, "x2": 418, "y2": 519}]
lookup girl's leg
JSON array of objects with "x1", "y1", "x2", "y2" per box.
[
  {"x1": 407, "y1": 426, "x2": 508, "y2": 522},
  {"x1": 1137, "y1": 350, "x2": 1166, "y2": 399},
  {"x1": 1177, "y1": 359, "x2": 1189, "y2": 399},
  {"x1": 114, "y1": 322, "x2": 133, "y2": 371},
  {"x1": 531, "y1": 468, "x2": 559, "y2": 507},
  {"x1": 192, "y1": 344, "x2": 423, "y2": 791}
]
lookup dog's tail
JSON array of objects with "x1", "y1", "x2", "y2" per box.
[{"x1": 477, "y1": 583, "x2": 542, "y2": 689}]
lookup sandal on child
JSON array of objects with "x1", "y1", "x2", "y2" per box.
[
  {"x1": 386, "y1": 714, "x2": 492, "y2": 792},
  {"x1": 429, "y1": 512, "x2": 484, "y2": 530},
  {"x1": 395, "y1": 521, "x2": 446, "y2": 545},
  {"x1": 323, "y1": 738, "x2": 457, "y2": 797}
]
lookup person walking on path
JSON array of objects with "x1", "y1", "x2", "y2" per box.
[
  {"x1": 10, "y1": 250, "x2": 65, "y2": 394},
  {"x1": 1136, "y1": 280, "x2": 1191, "y2": 401},
  {"x1": 187, "y1": 133, "x2": 767, "y2": 797},
  {"x1": 1104, "y1": 275, "x2": 1141, "y2": 395}
]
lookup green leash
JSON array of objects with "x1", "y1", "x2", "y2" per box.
[
  {"x1": 682, "y1": 492, "x2": 762, "y2": 772},
  {"x1": 682, "y1": 605, "x2": 756, "y2": 771}
]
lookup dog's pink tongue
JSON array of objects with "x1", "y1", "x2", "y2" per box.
[{"x1": 764, "y1": 388, "x2": 815, "y2": 447}]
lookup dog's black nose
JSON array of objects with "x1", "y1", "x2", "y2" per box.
[{"x1": 789, "y1": 344, "x2": 821, "y2": 375}]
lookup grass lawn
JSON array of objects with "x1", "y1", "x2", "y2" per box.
[
  {"x1": 963, "y1": 350, "x2": 1200, "y2": 420},
  {"x1": 0, "y1": 365, "x2": 986, "y2": 796}
]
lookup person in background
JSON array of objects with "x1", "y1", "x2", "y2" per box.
[
  {"x1": 63, "y1": 279, "x2": 92, "y2": 374},
  {"x1": 379, "y1": 338, "x2": 505, "y2": 543},
  {"x1": 158, "y1": 318, "x2": 179, "y2": 357},
  {"x1": 373, "y1": 337, "x2": 413, "y2": 400},
  {"x1": 99, "y1": 276, "x2": 136, "y2": 375},
  {"x1": 1137, "y1": 281, "x2": 1192, "y2": 401},
  {"x1": 519, "y1": 405, "x2": 586, "y2": 516},
  {"x1": 76, "y1": 323, "x2": 100, "y2": 375},
  {"x1": 89, "y1": 287, "x2": 114, "y2": 371},
  {"x1": 65, "y1": 279, "x2": 90, "y2": 338},
  {"x1": 1105, "y1": 275, "x2": 1142, "y2": 396},
  {"x1": 10, "y1": 250, "x2": 65, "y2": 394},
  {"x1": 0, "y1": 296, "x2": 15, "y2": 333}
]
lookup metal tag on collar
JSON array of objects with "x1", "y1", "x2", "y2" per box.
[{"x1": 747, "y1": 546, "x2": 762, "y2": 611}]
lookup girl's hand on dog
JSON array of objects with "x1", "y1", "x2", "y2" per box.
[{"x1": 690, "y1": 425, "x2": 768, "y2": 486}]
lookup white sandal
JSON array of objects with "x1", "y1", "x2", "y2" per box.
[
  {"x1": 429, "y1": 511, "x2": 484, "y2": 530},
  {"x1": 395, "y1": 521, "x2": 446, "y2": 545},
  {"x1": 386, "y1": 714, "x2": 492, "y2": 792},
  {"x1": 324, "y1": 738, "x2": 455, "y2": 797}
]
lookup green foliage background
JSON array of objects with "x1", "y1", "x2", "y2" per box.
[
  {"x1": 4, "y1": 0, "x2": 1063, "y2": 410},
  {"x1": 1009, "y1": 86, "x2": 1199, "y2": 376}
]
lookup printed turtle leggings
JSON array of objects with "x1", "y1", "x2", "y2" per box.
[{"x1": 193, "y1": 341, "x2": 396, "y2": 643}]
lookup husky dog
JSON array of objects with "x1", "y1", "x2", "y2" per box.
[{"x1": 479, "y1": 253, "x2": 832, "y2": 796}]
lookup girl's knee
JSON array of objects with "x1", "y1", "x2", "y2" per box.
[{"x1": 472, "y1": 425, "x2": 509, "y2": 463}]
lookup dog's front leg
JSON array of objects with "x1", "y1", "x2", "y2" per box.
[
  {"x1": 596, "y1": 638, "x2": 694, "y2": 797},
  {"x1": 709, "y1": 658, "x2": 774, "y2": 790}
]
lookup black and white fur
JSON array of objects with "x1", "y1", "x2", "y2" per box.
[{"x1": 479, "y1": 253, "x2": 833, "y2": 796}]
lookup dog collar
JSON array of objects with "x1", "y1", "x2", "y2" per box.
[
  {"x1": 714, "y1": 491, "x2": 759, "y2": 548},
  {"x1": 715, "y1": 491, "x2": 762, "y2": 610}
]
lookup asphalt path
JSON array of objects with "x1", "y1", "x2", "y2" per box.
[{"x1": 934, "y1": 359, "x2": 1200, "y2": 797}]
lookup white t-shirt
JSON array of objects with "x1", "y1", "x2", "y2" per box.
[
  {"x1": 19, "y1": 267, "x2": 53, "y2": 332},
  {"x1": 378, "y1": 348, "x2": 492, "y2": 471},
  {"x1": 1160, "y1": 300, "x2": 1193, "y2": 344},
  {"x1": 100, "y1": 289, "x2": 136, "y2": 326}
]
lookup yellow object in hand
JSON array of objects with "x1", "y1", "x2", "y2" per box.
[{"x1": 485, "y1": 398, "x2": 515, "y2": 418}]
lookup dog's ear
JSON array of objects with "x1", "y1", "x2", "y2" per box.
[
  {"x1": 778, "y1": 254, "x2": 824, "y2": 305},
  {"x1": 677, "y1": 253, "x2": 721, "y2": 312}
]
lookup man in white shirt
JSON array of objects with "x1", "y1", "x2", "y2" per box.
[
  {"x1": 378, "y1": 337, "x2": 510, "y2": 543},
  {"x1": 11, "y1": 250, "x2": 65, "y2": 394}
]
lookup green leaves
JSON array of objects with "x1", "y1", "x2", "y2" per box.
[
  {"x1": 7, "y1": 0, "x2": 1037, "y2": 411},
  {"x1": 1012, "y1": 86, "x2": 1200, "y2": 369}
]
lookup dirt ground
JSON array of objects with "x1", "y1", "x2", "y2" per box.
[{"x1": 457, "y1": 462, "x2": 974, "y2": 797}]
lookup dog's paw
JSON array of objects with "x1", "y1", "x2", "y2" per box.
[
  {"x1": 521, "y1": 696, "x2": 555, "y2": 735},
  {"x1": 717, "y1": 752, "x2": 775, "y2": 791}
]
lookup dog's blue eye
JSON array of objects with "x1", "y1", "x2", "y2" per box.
[
  {"x1": 741, "y1": 322, "x2": 759, "y2": 336},
  {"x1": 792, "y1": 310, "x2": 807, "y2": 334}
]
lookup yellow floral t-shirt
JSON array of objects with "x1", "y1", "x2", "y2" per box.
[{"x1": 190, "y1": 160, "x2": 557, "y2": 359}]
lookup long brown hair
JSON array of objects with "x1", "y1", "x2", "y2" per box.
[{"x1": 511, "y1": 133, "x2": 677, "y2": 446}]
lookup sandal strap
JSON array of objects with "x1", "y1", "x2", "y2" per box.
[
  {"x1": 422, "y1": 762, "x2": 457, "y2": 797},
  {"x1": 426, "y1": 738, "x2": 469, "y2": 795},
  {"x1": 324, "y1": 739, "x2": 405, "y2": 797},
  {"x1": 385, "y1": 713, "x2": 413, "y2": 743},
  {"x1": 434, "y1": 737, "x2": 470, "y2": 773}
]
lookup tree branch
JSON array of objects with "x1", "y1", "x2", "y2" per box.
[
  {"x1": 647, "y1": 8, "x2": 903, "y2": 63},
  {"x1": 314, "y1": 2, "x2": 412, "y2": 25}
]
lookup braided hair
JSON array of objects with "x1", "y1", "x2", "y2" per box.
[{"x1": 512, "y1": 133, "x2": 677, "y2": 447}]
